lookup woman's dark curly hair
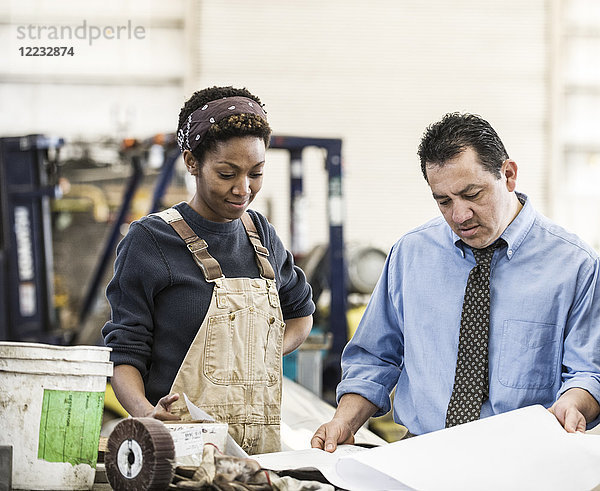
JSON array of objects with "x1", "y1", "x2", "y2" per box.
[{"x1": 177, "y1": 86, "x2": 271, "y2": 164}]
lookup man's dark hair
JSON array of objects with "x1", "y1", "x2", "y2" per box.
[
  {"x1": 177, "y1": 86, "x2": 272, "y2": 164},
  {"x1": 417, "y1": 112, "x2": 509, "y2": 181}
]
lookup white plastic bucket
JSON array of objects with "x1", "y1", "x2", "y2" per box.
[{"x1": 0, "y1": 342, "x2": 113, "y2": 490}]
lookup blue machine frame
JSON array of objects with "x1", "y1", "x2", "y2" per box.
[
  {"x1": 268, "y1": 136, "x2": 348, "y2": 369},
  {"x1": 0, "y1": 135, "x2": 63, "y2": 341}
]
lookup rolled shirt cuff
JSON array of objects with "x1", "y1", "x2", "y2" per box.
[{"x1": 336, "y1": 378, "x2": 392, "y2": 417}]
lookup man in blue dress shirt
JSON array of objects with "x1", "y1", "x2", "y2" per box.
[{"x1": 312, "y1": 113, "x2": 600, "y2": 451}]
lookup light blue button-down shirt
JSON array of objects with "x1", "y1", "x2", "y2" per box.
[{"x1": 338, "y1": 193, "x2": 600, "y2": 434}]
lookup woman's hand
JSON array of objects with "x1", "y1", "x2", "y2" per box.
[
  {"x1": 111, "y1": 364, "x2": 181, "y2": 420},
  {"x1": 147, "y1": 393, "x2": 181, "y2": 421}
]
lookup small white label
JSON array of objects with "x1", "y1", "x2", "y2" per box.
[
  {"x1": 19, "y1": 282, "x2": 36, "y2": 316},
  {"x1": 291, "y1": 159, "x2": 303, "y2": 178},
  {"x1": 169, "y1": 425, "x2": 205, "y2": 457},
  {"x1": 329, "y1": 196, "x2": 344, "y2": 226},
  {"x1": 14, "y1": 206, "x2": 34, "y2": 281}
]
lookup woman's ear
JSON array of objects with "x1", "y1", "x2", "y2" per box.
[{"x1": 183, "y1": 150, "x2": 200, "y2": 176}]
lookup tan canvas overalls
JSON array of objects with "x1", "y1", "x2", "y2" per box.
[{"x1": 154, "y1": 208, "x2": 285, "y2": 454}]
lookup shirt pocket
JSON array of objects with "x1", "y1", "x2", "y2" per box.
[
  {"x1": 497, "y1": 320, "x2": 560, "y2": 389},
  {"x1": 203, "y1": 306, "x2": 285, "y2": 386}
]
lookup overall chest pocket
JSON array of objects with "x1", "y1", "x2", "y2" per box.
[
  {"x1": 203, "y1": 306, "x2": 285, "y2": 386},
  {"x1": 497, "y1": 320, "x2": 561, "y2": 389}
]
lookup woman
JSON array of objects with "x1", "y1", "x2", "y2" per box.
[{"x1": 102, "y1": 86, "x2": 315, "y2": 454}]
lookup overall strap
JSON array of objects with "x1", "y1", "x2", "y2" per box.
[
  {"x1": 240, "y1": 212, "x2": 275, "y2": 280},
  {"x1": 153, "y1": 208, "x2": 224, "y2": 282}
]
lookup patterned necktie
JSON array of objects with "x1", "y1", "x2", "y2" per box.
[{"x1": 445, "y1": 242, "x2": 500, "y2": 428}]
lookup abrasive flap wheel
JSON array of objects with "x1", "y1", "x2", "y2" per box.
[{"x1": 105, "y1": 417, "x2": 175, "y2": 490}]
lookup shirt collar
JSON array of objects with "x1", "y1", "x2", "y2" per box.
[
  {"x1": 451, "y1": 192, "x2": 534, "y2": 260},
  {"x1": 499, "y1": 192, "x2": 534, "y2": 259}
]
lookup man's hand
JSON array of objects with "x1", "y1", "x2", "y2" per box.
[
  {"x1": 311, "y1": 419, "x2": 355, "y2": 452},
  {"x1": 310, "y1": 393, "x2": 378, "y2": 453},
  {"x1": 548, "y1": 388, "x2": 600, "y2": 432}
]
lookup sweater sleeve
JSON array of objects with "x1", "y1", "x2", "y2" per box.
[
  {"x1": 101, "y1": 221, "x2": 171, "y2": 376},
  {"x1": 249, "y1": 210, "x2": 315, "y2": 320}
]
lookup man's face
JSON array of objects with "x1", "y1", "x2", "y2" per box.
[{"x1": 426, "y1": 147, "x2": 518, "y2": 249}]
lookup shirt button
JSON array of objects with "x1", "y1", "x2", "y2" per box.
[{"x1": 507, "y1": 249, "x2": 513, "y2": 257}]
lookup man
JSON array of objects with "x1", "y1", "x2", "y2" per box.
[{"x1": 312, "y1": 113, "x2": 600, "y2": 452}]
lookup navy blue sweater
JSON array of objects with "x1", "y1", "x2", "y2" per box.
[{"x1": 102, "y1": 203, "x2": 315, "y2": 405}]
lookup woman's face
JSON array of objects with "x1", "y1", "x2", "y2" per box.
[{"x1": 186, "y1": 136, "x2": 266, "y2": 222}]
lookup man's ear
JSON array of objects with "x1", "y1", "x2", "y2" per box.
[
  {"x1": 503, "y1": 159, "x2": 518, "y2": 192},
  {"x1": 183, "y1": 150, "x2": 200, "y2": 176}
]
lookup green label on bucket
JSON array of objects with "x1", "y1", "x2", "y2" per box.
[{"x1": 38, "y1": 389, "x2": 105, "y2": 467}]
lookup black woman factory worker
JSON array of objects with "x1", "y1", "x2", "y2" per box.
[{"x1": 102, "y1": 86, "x2": 315, "y2": 454}]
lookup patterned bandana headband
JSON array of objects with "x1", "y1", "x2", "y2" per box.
[{"x1": 177, "y1": 96, "x2": 267, "y2": 153}]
